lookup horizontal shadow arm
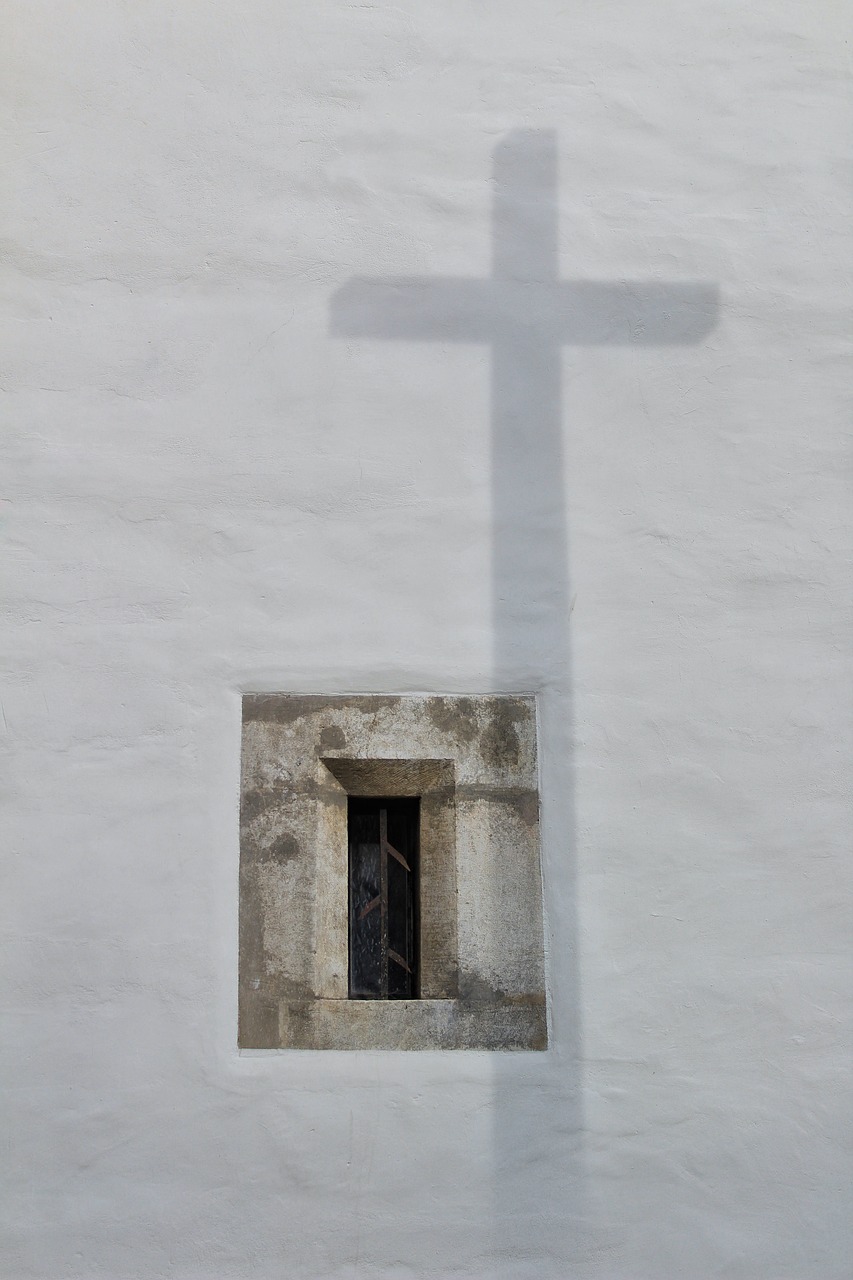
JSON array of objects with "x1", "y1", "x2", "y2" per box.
[
  {"x1": 330, "y1": 279, "x2": 494, "y2": 342},
  {"x1": 555, "y1": 282, "x2": 719, "y2": 345},
  {"x1": 330, "y1": 278, "x2": 719, "y2": 345}
]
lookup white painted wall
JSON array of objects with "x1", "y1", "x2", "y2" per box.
[{"x1": 2, "y1": 3, "x2": 850, "y2": 1276}]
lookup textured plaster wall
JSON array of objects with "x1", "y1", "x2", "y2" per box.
[{"x1": 1, "y1": 3, "x2": 850, "y2": 1278}]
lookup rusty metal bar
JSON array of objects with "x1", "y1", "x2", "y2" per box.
[
  {"x1": 386, "y1": 841, "x2": 412, "y2": 872},
  {"x1": 357, "y1": 894, "x2": 380, "y2": 921},
  {"x1": 389, "y1": 948, "x2": 411, "y2": 974}
]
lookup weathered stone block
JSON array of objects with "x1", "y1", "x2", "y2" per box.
[{"x1": 240, "y1": 694, "x2": 546, "y2": 1050}]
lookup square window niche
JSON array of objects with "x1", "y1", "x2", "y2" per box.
[{"x1": 239, "y1": 695, "x2": 547, "y2": 1050}]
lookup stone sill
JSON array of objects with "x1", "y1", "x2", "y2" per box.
[{"x1": 262, "y1": 996, "x2": 547, "y2": 1051}]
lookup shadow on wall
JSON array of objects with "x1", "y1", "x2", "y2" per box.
[{"x1": 331, "y1": 130, "x2": 718, "y2": 1267}]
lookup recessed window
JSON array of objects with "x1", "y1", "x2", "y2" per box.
[
  {"x1": 348, "y1": 797, "x2": 419, "y2": 999},
  {"x1": 239, "y1": 694, "x2": 546, "y2": 1050}
]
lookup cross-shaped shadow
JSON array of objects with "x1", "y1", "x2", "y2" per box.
[
  {"x1": 332, "y1": 129, "x2": 717, "y2": 686},
  {"x1": 331, "y1": 128, "x2": 718, "y2": 1258}
]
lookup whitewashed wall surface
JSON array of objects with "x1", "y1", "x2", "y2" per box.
[{"x1": 2, "y1": 3, "x2": 850, "y2": 1278}]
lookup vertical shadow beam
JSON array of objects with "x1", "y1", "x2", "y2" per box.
[{"x1": 329, "y1": 126, "x2": 718, "y2": 1261}]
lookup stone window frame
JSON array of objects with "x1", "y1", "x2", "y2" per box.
[
  {"x1": 323, "y1": 759, "x2": 457, "y2": 1000},
  {"x1": 239, "y1": 694, "x2": 547, "y2": 1051}
]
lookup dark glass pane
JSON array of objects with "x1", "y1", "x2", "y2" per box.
[
  {"x1": 348, "y1": 797, "x2": 419, "y2": 1000},
  {"x1": 386, "y1": 801, "x2": 418, "y2": 998},
  {"x1": 348, "y1": 806, "x2": 381, "y2": 997}
]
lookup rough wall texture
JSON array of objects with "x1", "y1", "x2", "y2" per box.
[
  {"x1": 2, "y1": 2, "x2": 851, "y2": 1278},
  {"x1": 239, "y1": 693, "x2": 546, "y2": 1050}
]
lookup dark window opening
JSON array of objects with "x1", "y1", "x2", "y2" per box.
[{"x1": 348, "y1": 797, "x2": 419, "y2": 999}]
